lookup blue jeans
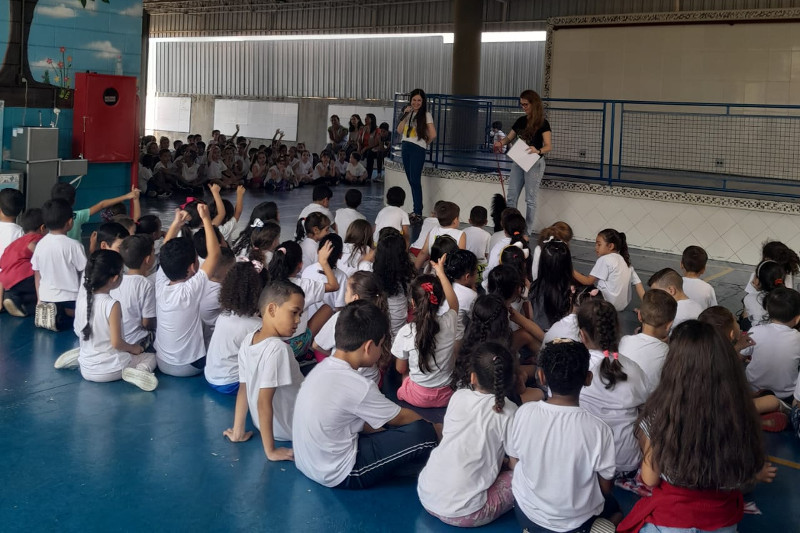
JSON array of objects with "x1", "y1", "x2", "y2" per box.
[
  {"x1": 507, "y1": 157, "x2": 546, "y2": 235},
  {"x1": 401, "y1": 141, "x2": 426, "y2": 215},
  {"x1": 640, "y1": 525, "x2": 737, "y2": 533}
]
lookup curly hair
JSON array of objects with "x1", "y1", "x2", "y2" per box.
[
  {"x1": 537, "y1": 339, "x2": 591, "y2": 396},
  {"x1": 219, "y1": 261, "x2": 264, "y2": 316},
  {"x1": 577, "y1": 299, "x2": 626, "y2": 389},
  {"x1": 373, "y1": 231, "x2": 414, "y2": 297},
  {"x1": 410, "y1": 274, "x2": 444, "y2": 374}
]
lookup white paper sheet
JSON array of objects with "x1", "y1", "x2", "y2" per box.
[{"x1": 507, "y1": 140, "x2": 540, "y2": 172}]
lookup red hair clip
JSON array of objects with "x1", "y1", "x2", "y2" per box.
[
  {"x1": 775, "y1": 278, "x2": 784, "y2": 285},
  {"x1": 180, "y1": 197, "x2": 197, "y2": 209},
  {"x1": 420, "y1": 282, "x2": 439, "y2": 305}
]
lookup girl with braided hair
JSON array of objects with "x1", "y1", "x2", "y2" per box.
[
  {"x1": 55, "y1": 250, "x2": 158, "y2": 391},
  {"x1": 392, "y1": 256, "x2": 460, "y2": 408},
  {"x1": 577, "y1": 299, "x2": 651, "y2": 475},
  {"x1": 418, "y1": 342, "x2": 517, "y2": 527}
]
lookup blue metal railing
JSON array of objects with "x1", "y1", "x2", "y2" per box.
[{"x1": 390, "y1": 93, "x2": 800, "y2": 200}]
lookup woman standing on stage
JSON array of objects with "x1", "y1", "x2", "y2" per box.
[
  {"x1": 494, "y1": 90, "x2": 551, "y2": 235},
  {"x1": 397, "y1": 89, "x2": 437, "y2": 224}
]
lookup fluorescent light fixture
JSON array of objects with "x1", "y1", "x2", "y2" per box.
[{"x1": 150, "y1": 31, "x2": 546, "y2": 44}]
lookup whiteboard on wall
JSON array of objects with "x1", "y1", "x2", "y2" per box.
[
  {"x1": 326, "y1": 105, "x2": 395, "y2": 148},
  {"x1": 214, "y1": 100, "x2": 299, "y2": 142},
  {"x1": 145, "y1": 96, "x2": 191, "y2": 133}
]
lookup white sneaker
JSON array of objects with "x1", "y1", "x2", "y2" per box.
[
  {"x1": 122, "y1": 367, "x2": 158, "y2": 391},
  {"x1": 590, "y1": 518, "x2": 616, "y2": 533},
  {"x1": 54, "y1": 348, "x2": 80, "y2": 369}
]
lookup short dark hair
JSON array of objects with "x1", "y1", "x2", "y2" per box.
[
  {"x1": 648, "y1": 268, "x2": 683, "y2": 291},
  {"x1": 0, "y1": 188, "x2": 24, "y2": 217},
  {"x1": 350, "y1": 152, "x2": 362, "y2": 162},
  {"x1": 345, "y1": 189, "x2": 362, "y2": 209},
  {"x1": 312, "y1": 185, "x2": 333, "y2": 202},
  {"x1": 538, "y1": 339, "x2": 591, "y2": 396},
  {"x1": 19, "y1": 208, "x2": 44, "y2": 233},
  {"x1": 119, "y1": 234, "x2": 154, "y2": 270},
  {"x1": 682, "y1": 245, "x2": 708, "y2": 274},
  {"x1": 698, "y1": 306, "x2": 737, "y2": 338},
  {"x1": 764, "y1": 287, "x2": 800, "y2": 323},
  {"x1": 445, "y1": 249, "x2": 478, "y2": 281},
  {"x1": 50, "y1": 182, "x2": 77, "y2": 206},
  {"x1": 159, "y1": 148, "x2": 171, "y2": 157},
  {"x1": 469, "y1": 205, "x2": 488, "y2": 226},
  {"x1": 640, "y1": 289, "x2": 678, "y2": 328},
  {"x1": 42, "y1": 198, "x2": 73, "y2": 230},
  {"x1": 335, "y1": 300, "x2": 390, "y2": 352},
  {"x1": 430, "y1": 234, "x2": 458, "y2": 264},
  {"x1": 258, "y1": 279, "x2": 305, "y2": 311},
  {"x1": 192, "y1": 226, "x2": 223, "y2": 259},
  {"x1": 491, "y1": 121, "x2": 502, "y2": 129},
  {"x1": 435, "y1": 201, "x2": 460, "y2": 226},
  {"x1": 159, "y1": 236, "x2": 197, "y2": 281},
  {"x1": 386, "y1": 186, "x2": 406, "y2": 207}
]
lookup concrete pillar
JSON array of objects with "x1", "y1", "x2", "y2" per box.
[{"x1": 450, "y1": 0, "x2": 483, "y2": 152}]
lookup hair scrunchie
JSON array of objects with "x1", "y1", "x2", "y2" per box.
[
  {"x1": 602, "y1": 349, "x2": 619, "y2": 361},
  {"x1": 250, "y1": 218, "x2": 264, "y2": 229},
  {"x1": 420, "y1": 282, "x2": 439, "y2": 305}
]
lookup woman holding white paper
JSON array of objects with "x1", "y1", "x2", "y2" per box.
[{"x1": 494, "y1": 90, "x2": 551, "y2": 235}]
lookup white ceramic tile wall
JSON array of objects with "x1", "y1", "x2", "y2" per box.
[{"x1": 386, "y1": 168, "x2": 800, "y2": 266}]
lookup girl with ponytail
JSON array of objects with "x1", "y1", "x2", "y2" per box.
[
  {"x1": 577, "y1": 299, "x2": 651, "y2": 474},
  {"x1": 55, "y1": 250, "x2": 158, "y2": 391},
  {"x1": 418, "y1": 342, "x2": 518, "y2": 527},
  {"x1": 230, "y1": 201, "x2": 279, "y2": 257},
  {"x1": 392, "y1": 256, "x2": 459, "y2": 408},
  {"x1": 296, "y1": 211, "x2": 331, "y2": 271}
]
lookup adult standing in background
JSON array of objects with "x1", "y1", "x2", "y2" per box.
[
  {"x1": 494, "y1": 90, "x2": 552, "y2": 235},
  {"x1": 397, "y1": 88, "x2": 437, "y2": 223}
]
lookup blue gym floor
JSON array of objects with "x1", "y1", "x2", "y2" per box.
[{"x1": 1, "y1": 183, "x2": 798, "y2": 532}]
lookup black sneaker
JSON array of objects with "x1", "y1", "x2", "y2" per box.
[{"x1": 409, "y1": 212, "x2": 423, "y2": 224}]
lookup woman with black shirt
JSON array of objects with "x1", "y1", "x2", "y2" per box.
[{"x1": 494, "y1": 90, "x2": 552, "y2": 235}]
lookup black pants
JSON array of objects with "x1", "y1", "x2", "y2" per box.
[
  {"x1": 335, "y1": 420, "x2": 437, "y2": 490},
  {"x1": 5, "y1": 277, "x2": 36, "y2": 314},
  {"x1": 364, "y1": 150, "x2": 377, "y2": 181},
  {"x1": 514, "y1": 494, "x2": 620, "y2": 533}
]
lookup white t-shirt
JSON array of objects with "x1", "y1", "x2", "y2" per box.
[
  {"x1": 300, "y1": 238, "x2": 319, "y2": 272},
  {"x1": 746, "y1": 271, "x2": 796, "y2": 293},
  {"x1": 315, "y1": 311, "x2": 380, "y2": 384},
  {"x1": 74, "y1": 293, "x2": 131, "y2": 378},
  {"x1": 794, "y1": 372, "x2": 800, "y2": 402},
  {"x1": 217, "y1": 217, "x2": 237, "y2": 243},
  {"x1": 618, "y1": 333, "x2": 668, "y2": 393},
  {"x1": 334, "y1": 159, "x2": 349, "y2": 176},
  {"x1": 682, "y1": 277, "x2": 717, "y2": 309},
  {"x1": 387, "y1": 291, "x2": 409, "y2": 336},
  {"x1": 337, "y1": 243, "x2": 368, "y2": 278},
  {"x1": 238, "y1": 333, "x2": 304, "y2": 440},
  {"x1": 590, "y1": 253, "x2": 641, "y2": 312},
  {"x1": 418, "y1": 389, "x2": 517, "y2": 518},
  {"x1": 181, "y1": 163, "x2": 200, "y2": 183},
  {"x1": 487, "y1": 231, "x2": 506, "y2": 255},
  {"x1": 334, "y1": 208, "x2": 365, "y2": 236},
  {"x1": 293, "y1": 356, "x2": 402, "y2": 487},
  {"x1": 200, "y1": 279, "x2": 222, "y2": 346},
  {"x1": 301, "y1": 263, "x2": 347, "y2": 315},
  {"x1": 294, "y1": 158, "x2": 313, "y2": 177},
  {"x1": 671, "y1": 298, "x2": 703, "y2": 332},
  {"x1": 743, "y1": 291, "x2": 769, "y2": 328},
  {"x1": 298, "y1": 203, "x2": 334, "y2": 225},
  {"x1": 530, "y1": 245, "x2": 542, "y2": 282},
  {"x1": 109, "y1": 274, "x2": 156, "y2": 344},
  {"x1": 374, "y1": 206, "x2": 410, "y2": 239},
  {"x1": 508, "y1": 401, "x2": 616, "y2": 532},
  {"x1": 462, "y1": 226, "x2": 491, "y2": 264},
  {"x1": 580, "y1": 349, "x2": 651, "y2": 472},
  {"x1": 425, "y1": 226, "x2": 464, "y2": 254},
  {"x1": 30, "y1": 233, "x2": 87, "y2": 302},
  {"x1": 205, "y1": 159, "x2": 228, "y2": 181},
  {"x1": 154, "y1": 268, "x2": 208, "y2": 366},
  {"x1": 482, "y1": 236, "x2": 511, "y2": 291},
  {"x1": 346, "y1": 162, "x2": 367, "y2": 179},
  {"x1": 288, "y1": 276, "x2": 326, "y2": 335},
  {"x1": 745, "y1": 322, "x2": 800, "y2": 398},
  {"x1": 543, "y1": 313, "x2": 580, "y2": 344},
  {"x1": 0, "y1": 221, "x2": 24, "y2": 262},
  {"x1": 205, "y1": 312, "x2": 261, "y2": 386},
  {"x1": 411, "y1": 217, "x2": 439, "y2": 250},
  {"x1": 401, "y1": 111, "x2": 434, "y2": 149},
  {"x1": 391, "y1": 308, "x2": 461, "y2": 388},
  {"x1": 453, "y1": 283, "x2": 477, "y2": 340}
]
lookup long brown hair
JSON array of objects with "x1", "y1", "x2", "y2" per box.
[
  {"x1": 638, "y1": 320, "x2": 764, "y2": 489},
  {"x1": 348, "y1": 271, "x2": 392, "y2": 371},
  {"x1": 410, "y1": 274, "x2": 444, "y2": 373},
  {"x1": 407, "y1": 88, "x2": 430, "y2": 143},
  {"x1": 520, "y1": 89, "x2": 544, "y2": 141}
]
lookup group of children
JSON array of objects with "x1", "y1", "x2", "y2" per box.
[{"x1": 2, "y1": 174, "x2": 798, "y2": 532}]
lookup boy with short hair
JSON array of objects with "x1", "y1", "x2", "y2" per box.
[
  {"x1": 619, "y1": 288, "x2": 677, "y2": 392},
  {"x1": 409, "y1": 200, "x2": 445, "y2": 257},
  {"x1": 414, "y1": 201, "x2": 466, "y2": 270},
  {"x1": 374, "y1": 186, "x2": 411, "y2": 248},
  {"x1": 224, "y1": 280, "x2": 306, "y2": 462},
  {"x1": 509, "y1": 339, "x2": 620, "y2": 531},
  {"x1": 298, "y1": 185, "x2": 335, "y2": 226},
  {"x1": 745, "y1": 287, "x2": 800, "y2": 403},
  {"x1": 110, "y1": 234, "x2": 157, "y2": 350},
  {"x1": 462, "y1": 205, "x2": 491, "y2": 265},
  {"x1": 648, "y1": 268, "x2": 703, "y2": 332},
  {"x1": 0, "y1": 188, "x2": 24, "y2": 259},
  {"x1": 334, "y1": 149, "x2": 349, "y2": 180},
  {"x1": 680, "y1": 245, "x2": 717, "y2": 309},
  {"x1": 0, "y1": 208, "x2": 46, "y2": 317},
  {"x1": 334, "y1": 189, "x2": 366, "y2": 236},
  {"x1": 31, "y1": 199, "x2": 87, "y2": 330},
  {"x1": 154, "y1": 203, "x2": 220, "y2": 377},
  {"x1": 293, "y1": 300, "x2": 438, "y2": 488},
  {"x1": 345, "y1": 152, "x2": 368, "y2": 184},
  {"x1": 50, "y1": 182, "x2": 138, "y2": 242}
]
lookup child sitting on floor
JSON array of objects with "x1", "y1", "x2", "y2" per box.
[
  {"x1": 109, "y1": 234, "x2": 157, "y2": 351},
  {"x1": 374, "y1": 187, "x2": 411, "y2": 248},
  {"x1": 334, "y1": 188, "x2": 366, "y2": 237},
  {"x1": 0, "y1": 208, "x2": 46, "y2": 317},
  {"x1": 414, "y1": 201, "x2": 466, "y2": 270},
  {"x1": 462, "y1": 205, "x2": 491, "y2": 268},
  {"x1": 743, "y1": 259, "x2": 785, "y2": 328},
  {"x1": 648, "y1": 268, "x2": 703, "y2": 333},
  {"x1": 296, "y1": 211, "x2": 331, "y2": 272},
  {"x1": 680, "y1": 245, "x2": 716, "y2": 309},
  {"x1": 293, "y1": 300, "x2": 439, "y2": 489},
  {"x1": 223, "y1": 280, "x2": 305, "y2": 461},
  {"x1": 51, "y1": 182, "x2": 138, "y2": 242},
  {"x1": 0, "y1": 188, "x2": 24, "y2": 260}
]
